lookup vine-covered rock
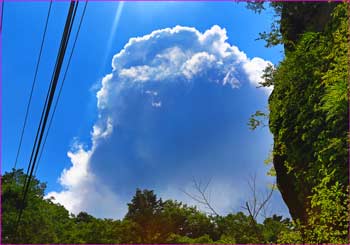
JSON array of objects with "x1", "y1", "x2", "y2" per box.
[{"x1": 268, "y1": 3, "x2": 349, "y2": 243}]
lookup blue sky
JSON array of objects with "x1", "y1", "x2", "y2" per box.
[{"x1": 2, "y1": 1, "x2": 288, "y2": 219}]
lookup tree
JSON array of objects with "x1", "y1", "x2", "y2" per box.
[
  {"x1": 214, "y1": 212, "x2": 262, "y2": 243},
  {"x1": 124, "y1": 188, "x2": 218, "y2": 243},
  {"x1": 1, "y1": 169, "x2": 76, "y2": 243},
  {"x1": 124, "y1": 188, "x2": 164, "y2": 243},
  {"x1": 162, "y1": 200, "x2": 217, "y2": 240}
]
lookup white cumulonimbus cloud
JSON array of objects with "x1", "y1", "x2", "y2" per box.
[{"x1": 47, "y1": 25, "x2": 273, "y2": 219}]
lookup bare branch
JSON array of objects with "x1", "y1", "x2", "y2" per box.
[
  {"x1": 255, "y1": 185, "x2": 274, "y2": 220},
  {"x1": 243, "y1": 173, "x2": 275, "y2": 221},
  {"x1": 181, "y1": 177, "x2": 219, "y2": 216}
]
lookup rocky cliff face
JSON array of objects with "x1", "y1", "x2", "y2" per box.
[
  {"x1": 269, "y1": 2, "x2": 346, "y2": 225},
  {"x1": 280, "y1": 2, "x2": 337, "y2": 51}
]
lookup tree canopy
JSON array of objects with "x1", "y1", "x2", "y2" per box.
[{"x1": 1, "y1": 169, "x2": 292, "y2": 244}]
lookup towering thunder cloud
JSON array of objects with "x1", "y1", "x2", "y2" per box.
[{"x1": 47, "y1": 25, "x2": 274, "y2": 218}]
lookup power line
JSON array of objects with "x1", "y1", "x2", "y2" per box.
[
  {"x1": 22, "y1": 1, "x2": 79, "y2": 186},
  {"x1": 15, "y1": 1, "x2": 78, "y2": 236},
  {"x1": 12, "y1": 0, "x2": 53, "y2": 171},
  {"x1": 35, "y1": 1, "x2": 88, "y2": 177},
  {"x1": 22, "y1": 0, "x2": 79, "y2": 189},
  {"x1": 23, "y1": 0, "x2": 79, "y2": 189},
  {"x1": 18, "y1": 2, "x2": 78, "y2": 233},
  {"x1": 22, "y1": 0, "x2": 79, "y2": 201}
]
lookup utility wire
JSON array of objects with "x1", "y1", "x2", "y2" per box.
[
  {"x1": 23, "y1": 0, "x2": 79, "y2": 186},
  {"x1": 21, "y1": 0, "x2": 77, "y2": 197},
  {"x1": 15, "y1": 1, "x2": 77, "y2": 236},
  {"x1": 22, "y1": 0, "x2": 79, "y2": 188},
  {"x1": 12, "y1": 0, "x2": 53, "y2": 171},
  {"x1": 35, "y1": 1, "x2": 88, "y2": 177},
  {"x1": 22, "y1": 0, "x2": 78, "y2": 199},
  {"x1": 18, "y1": 3, "x2": 78, "y2": 232}
]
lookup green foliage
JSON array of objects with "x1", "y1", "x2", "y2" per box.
[
  {"x1": 248, "y1": 110, "x2": 268, "y2": 130},
  {"x1": 124, "y1": 189, "x2": 218, "y2": 243},
  {"x1": 267, "y1": 3, "x2": 349, "y2": 243},
  {"x1": 277, "y1": 223, "x2": 303, "y2": 244},
  {"x1": 124, "y1": 189, "x2": 165, "y2": 243},
  {"x1": 261, "y1": 215, "x2": 292, "y2": 243},
  {"x1": 247, "y1": 2, "x2": 284, "y2": 48},
  {"x1": 166, "y1": 233, "x2": 214, "y2": 244},
  {"x1": 305, "y1": 174, "x2": 349, "y2": 243},
  {"x1": 215, "y1": 212, "x2": 262, "y2": 243},
  {"x1": 1, "y1": 169, "x2": 76, "y2": 243},
  {"x1": 257, "y1": 22, "x2": 283, "y2": 48},
  {"x1": 245, "y1": 1, "x2": 265, "y2": 14},
  {"x1": 2, "y1": 169, "x2": 292, "y2": 244},
  {"x1": 259, "y1": 63, "x2": 276, "y2": 88}
]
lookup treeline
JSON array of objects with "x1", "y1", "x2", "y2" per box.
[{"x1": 2, "y1": 169, "x2": 293, "y2": 244}]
